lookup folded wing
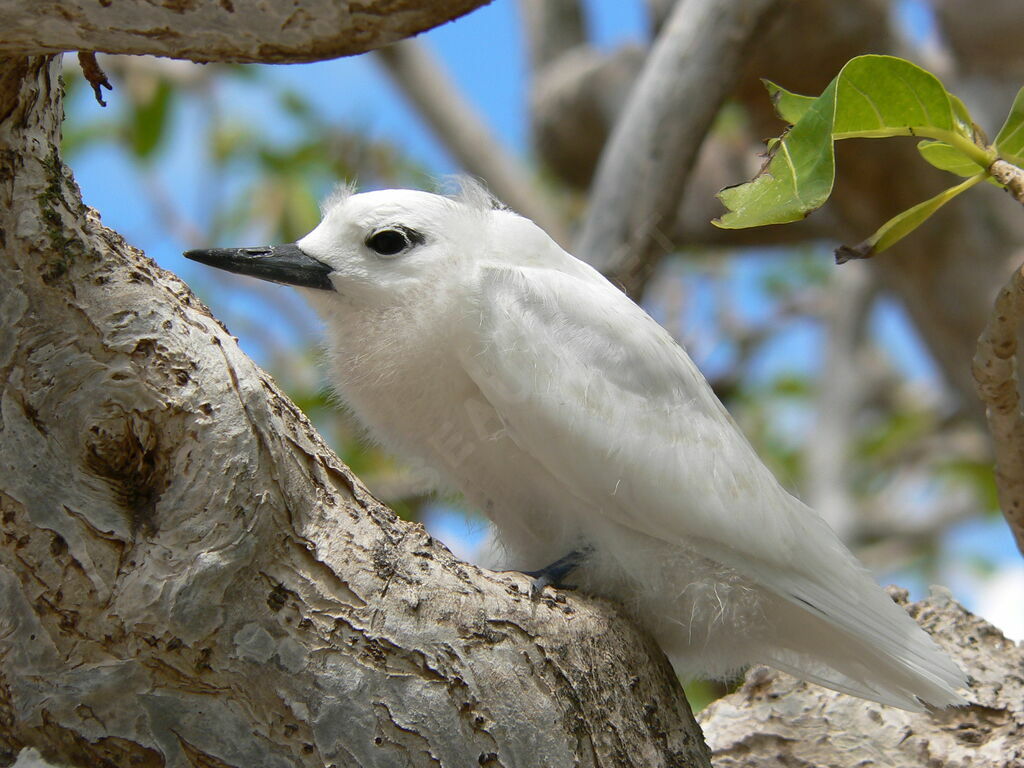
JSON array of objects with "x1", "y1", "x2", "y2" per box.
[{"x1": 458, "y1": 262, "x2": 966, "y2": 709}]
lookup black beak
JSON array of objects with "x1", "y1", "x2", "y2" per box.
[{"x1": 184, "y1": 244, "x2": 335, "y2": 291}]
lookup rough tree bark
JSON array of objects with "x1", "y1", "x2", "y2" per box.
[
  {"x1": 973, "y1": 264, "x2": 1024, "y2": 556},
  {"x1": 0, "y1": 54, "x2": 709, "y2": 767},
  {"x1": 699, "y1": 589, "x2": 1024, "y2": 767},
  {"x1": 0, "y1": 1, "x2": 1012, "y2": 767},
  {"x1": 0, "y1": 0, "x2": 492, "y2": 63}
]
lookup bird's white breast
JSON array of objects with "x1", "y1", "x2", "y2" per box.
[{"x1": 315, "y1": 290, "x2": 583, "y2": 567}]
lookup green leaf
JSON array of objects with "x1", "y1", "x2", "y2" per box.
[
  {"x1": 835, "y1": 172, "x2": 986, "y2": 262},
  {"x1": 995, "y1": 86, "x2": 1024, "y2": 167},
  {"x1": 716, "y1": 77, "x2": 841, "y2": 227},
  {"x1": 948, "y1": 93, "x2": 975, "y2": 138},
  {"x1": 715, "y1": 55, "x2": 987, "y2": 230},
  {"x1": 129, "y1": 79, "x2": 173, "y2": 161},
  {"x1": 917, "y1": 140, "x2": 982, "y2": 177},
  {"x1": 763, "y1": 79, "x2": 815, "y2": 124},
  {"x1": 917, "y1": 140, "x2": 1002, "y2": 186},
  {"x1": 830, "y1": 56, "x2": 957, "y2": 138}
]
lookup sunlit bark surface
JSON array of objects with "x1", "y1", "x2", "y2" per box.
[
  {"x1": 0, "y1": 55, "x2": 709, "y2": 768},
  {"x1": 0, "y1": 0, "x2": 492, "y2": 63}
]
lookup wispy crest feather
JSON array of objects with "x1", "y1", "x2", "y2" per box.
[
  {"x1": 439, "y1": 174, "x2": 505, "y2": 212},
  {"x1": 320, "y1": 181, "x2": 358, "y2": 216}
]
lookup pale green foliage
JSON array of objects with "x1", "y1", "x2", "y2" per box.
[{"x1": 715, "y1": 55, "x2": 1024, "y2": 261}]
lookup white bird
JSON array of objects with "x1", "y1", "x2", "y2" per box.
[{"x1": 186, "y1": 182, "x2": 968, "y2": 711}]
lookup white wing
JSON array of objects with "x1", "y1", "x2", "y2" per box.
[
  {"x1": 460, "y1": 260, "x2": 832, "y2": 574},
  {"x1": 458, "y1": 261, "x2": 965, "y2": 707}
]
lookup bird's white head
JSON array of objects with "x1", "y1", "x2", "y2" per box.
[
  {"x1": 184, "y1": 181, "x2": 541, "y2": 312},
  {"x1": 297, "y1": 185, "x2": 488, "y2": 306}
]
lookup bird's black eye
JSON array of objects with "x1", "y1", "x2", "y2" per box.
[{"x1": 366, "y1": 228, "x2": 412, "y2": 257}]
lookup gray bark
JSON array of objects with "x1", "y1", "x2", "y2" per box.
[
  {"x1": 973, "y1": 263, "x2": 1024, "y2": 557},
  {"x1": 0, "y1": 0, "x2": 492, "y2": 63},
  {"x1": 0, "y1": 50, "x2": 708, "y2": 768},
  {"x1": 700, "y1": 588, "x2": 1024, "y2": 767},
  {"x1": 574, "y1": 0, "x2": 781, "y2": 296}
]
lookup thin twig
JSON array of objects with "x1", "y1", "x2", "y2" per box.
[
  {"x1": 973, "y1": 262, "x2": 1024, "y2": 558},
  {"x1": 990, "y1": 159, "x2": 1024, "y2": 206}
]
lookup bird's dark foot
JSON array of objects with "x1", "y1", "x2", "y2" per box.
[{"x1": 521, "y1": 546, "x2": 593, "y2": 597}]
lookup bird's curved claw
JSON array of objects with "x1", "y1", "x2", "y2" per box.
[{"x1": 521, "y1": 546, "x2": 592, "y2": 597}]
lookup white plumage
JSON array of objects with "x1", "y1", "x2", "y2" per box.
[{"x1": 213, "y1": 183, "x2": 969, "y2": 711}]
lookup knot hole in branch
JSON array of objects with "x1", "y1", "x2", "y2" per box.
[{"x1": 82, "y1": 408, "x2": 168, "y2": 536}]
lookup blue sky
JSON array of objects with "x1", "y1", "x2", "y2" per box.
[{"x1": 67, "y1": 0, "x2": 650, "y2": 291}]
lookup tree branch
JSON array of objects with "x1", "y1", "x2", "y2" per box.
[
  {"x1": 805, "y1": 262, "x2": 876, "y2": 541},
  {"x1": 990, "y1": 159, "x2": 1024, "y2": 207},
  {"x1": 700, "y1": 588, "x2": 1021, "y2": 767},
  {"x1": 0, "y1": 54, "x2": 709, "y2": 767},
  {"x1": 374, "y1": 40, "x2": 568, "y2": 244},
  {"x1": 574, "y1": 0, "x2": 781, "y2": 296},
  {"x1": 973, "y1": 262, "x2": 1024, "y2": 558},
  {"x1": 519, "y1": 0, "x2": 586, "y2": 72},
  {"x1": 0, "y1": 0, "x2": 491, "y2": 63}
]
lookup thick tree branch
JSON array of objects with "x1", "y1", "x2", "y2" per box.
[
  {"x1": 0, "y1": 0, "x2": 491, "y2": 63},
  {"x1": 973, "y1": 262, "x2": 1024, "y2": 558},
  {"x1": 0, "y1": 55, "x2": 709, "y2": 767},
  {"x1": 700, "y1": 589, "x2": 1022, "y2": 767},
  {"x1": 374, "y1": 40, "x2": 568, "y2": 244},
  {"x1": 574, "y1": 0, "x2": 781, "y2": 296}
]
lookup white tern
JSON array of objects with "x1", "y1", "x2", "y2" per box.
[{"x1": 186, "y1": 182, "x2": 968, "y2": 711}]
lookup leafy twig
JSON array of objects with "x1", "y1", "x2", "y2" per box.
[
  {"x1": 990, "y1": 158, "x2": 1024, "y2": 205},
  {"x1": 715, "y1": 56, "x2": 1024, "y2": 259}
]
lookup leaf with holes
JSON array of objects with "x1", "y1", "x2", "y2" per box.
[{"x1": 715, "y1": 55, "x2": 991, "y2": 230}]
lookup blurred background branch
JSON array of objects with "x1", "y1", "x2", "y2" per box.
[
  {"x1": 575, "y1": 0, "x2": 781, "y2": 297},
  {"x1": 374, "y1": 39, "x2": 568, "y2": 242},
  {"x1": 974, "y1": 264, "x2": 1024, "y2": 557}
]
